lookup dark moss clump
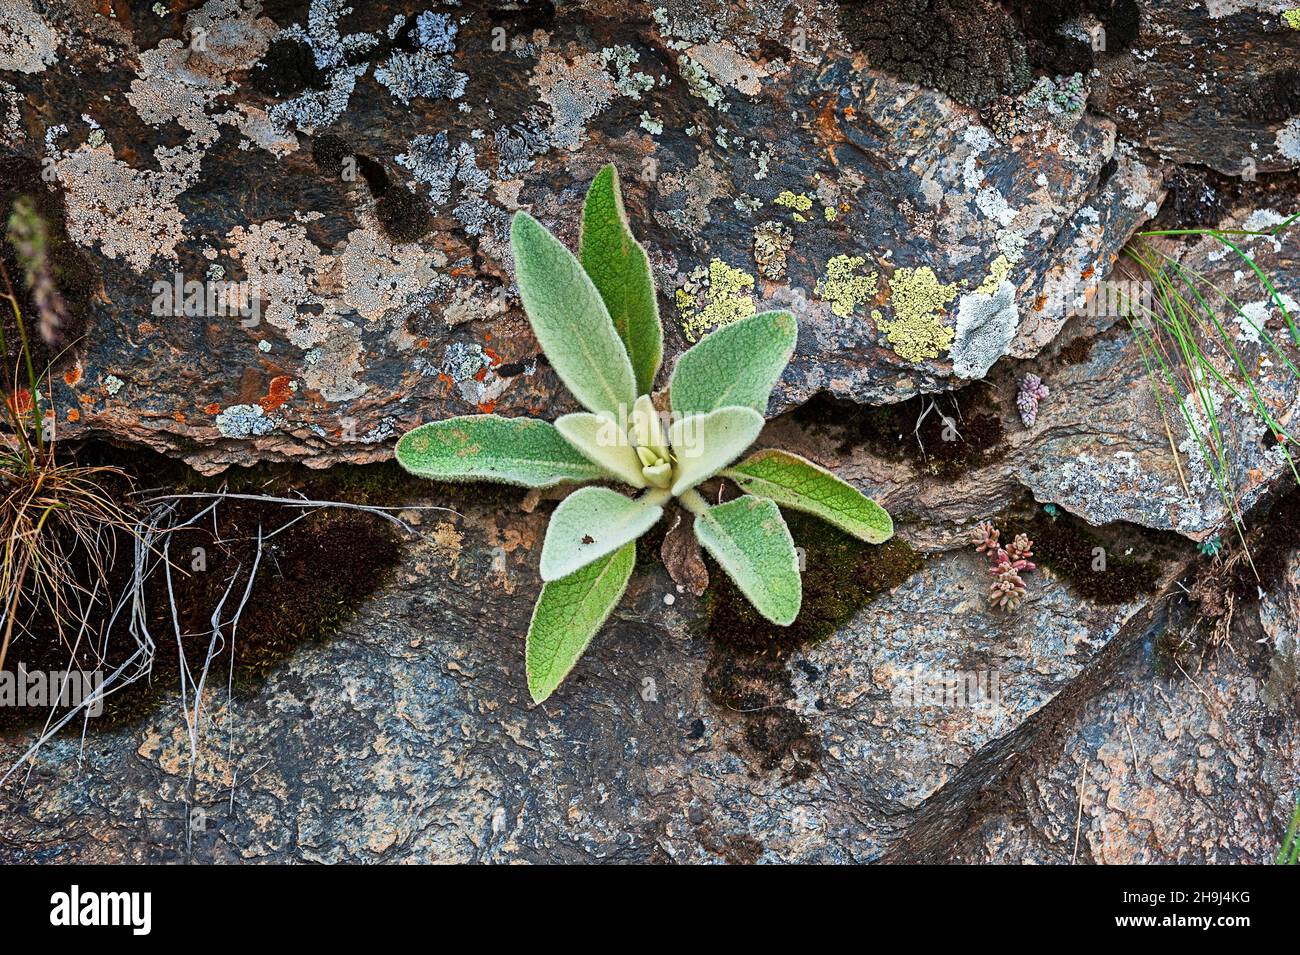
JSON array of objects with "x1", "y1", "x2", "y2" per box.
[
  {"x1": 1010, "y1": 506, "x2": 1163, "y2": 604},
  {"x1": 310, "y1": 138, "x2": 431, "y2": 243},
  {"x1": 374, "y1": 184, "x2": 433, "y2": 243},
  {"x1": 703, "y1": 511, "x2": 923, "y2": 777},
  {"x1": 707, "y1": 513, "x2": 923, "y2": 655},
  {"x1": 635, "y1": 510, "x2": 670, "y2": 569},
  {"x1": 1151, "y1": 627, "x2": 1197, "y2": 679},
  {"x1": 794, "y1": 388, "x2": 1006, "y2": 478},
  {"x1": 837, "y1": 0, "x2": 1031, "y2": 109},
  {"x1": 1227, "y1": 488, "x2": 1300, "y2": 603},
  {"x1": 1054, "y1": 335, "x2": 1095, "y2": 367},
  {"x1": 487, "y1": 0, "x2": 557, "y2": 29},
  {"x1": 837, "y1": 0, "x2": 1138, "y2": 109},
  {"x1": 1237, "y1": 67, "x2": 1300, "y2": 124},
  {"x1": 310, "y1": 133, "x2": 352, "y2": 174},
  {"x1": 0, "y1": 502, "x2": 402, "y2": 731},
  {"x1": 249, "y1": 35, "x2": 324, "y2": 98},
  {"x1": 0, "y1": 446, "x2": 413, "y2": 731},
  {"x1": 1150, "y1": 167, "x2": 1232, "y2": 232}
]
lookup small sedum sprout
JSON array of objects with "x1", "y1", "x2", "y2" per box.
[{"x1": 397, "y1": 165, "x2": 894, "y2": 703}]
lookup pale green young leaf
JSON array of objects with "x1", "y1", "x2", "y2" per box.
[
  {"x1": 555, "y1": 412, "x2": 647, "y2": 488},
  {"x1": 539, "y1": 486, "x2": 663, "y2": 581},
  {"x1": 396, "y1": 415, "x2": 607, "y2": 487},
  {"x1": 723, "y1": 449, "x2": 894, "y2": 543},
  {"x1": 693, "y1": 496, "x2": 801, "y2": 625},
  {"x1": 526, "y1": 542, "x2": 635, "y2": 703},
  {"x1": 669, "y1": 310, "x2": 797, "y2": 417},
  {"x1": 511, "y1": 211, "x2": 637, "y2": 417},
  {"x1": 667, "y1": 406, "x2": 765, "y2": 496},
  {"x1": 580, "y1": 164, "x2": 663, "y2": 395}
]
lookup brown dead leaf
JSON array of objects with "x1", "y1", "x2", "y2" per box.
[{"x1": 662, "y1": 507, "x2": 709, "y2": 597}]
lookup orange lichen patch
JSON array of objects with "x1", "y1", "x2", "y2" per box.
[
  {"x1": 137, "y1": 322, "x2": 156, "y2": 336},
  {"x1": 472, "y1": 367, "x2": 488, "y2": 382},
  {"x1": 416, "y1": 338, "x2": 430, "y2": 349},
  {"x1": 173, "y1": 410, "x2": 186, "y2": 423},
  {"x1": 9, "y1": 389, "x2": 33, "y2": 415},
  {"x1": 79, "y1": 393, "x2": 95, "y2": 406},
  {"x1": 477, "y1": 399, "x2": 498, "y2": 413},
  {"x1": 204, "y1": 402, "x2": 222, "y2": 415},
  {"x1": 812, "y1": 96, "x2": 844, "y2": 151},
  {"x1": 259, "y1": 375, "x2": 293, "y2": 413},
  {"x1": 63, "y1": 363, "x2": 84, "y2": 387},
  {"x1": 1034, "y1": 294, "x2": 1048, "y2": 311},
  {"x1": 438, "y1": 372, "x2": 455, "y2": 392},
  {"x1": 1080, "y1": 265, "x2": 1095, "y2": 280},
  {"x1": 66, "y1": 407, "x2": 80, "y2": 423},
  {"x1": 483, "y1": 347, "x2": 502, "y2": 365}
]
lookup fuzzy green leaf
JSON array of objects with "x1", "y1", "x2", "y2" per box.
[
  {"x1": 693, "y1": 496, "x2": 801, "y2": 625},
  {"x1": 580, "y1": 164, "x2": 663, "y2": 396},
  {"x1": 526, "y1": 542, "x2": 635, "y2": 703},
  {"x1": 669, "y1": 310, "x2": 797, "y2": 417},
  {"x1": 511, "y1": 211, "x2": 637, "y2": 417},
  {"x1": 396, "y1": 415, "x2": 607, "y2": 487},
  {"x1": 667, "y1": 406, "x2": 765, "y2": 496},
  {"x1": 539, "y1": 486, "x2": 663, "y2": 581},
  {"x1": 723, "y1": 449, "x2": 894, "y2": 543},
  {"x1": 554, "y1": 411, "x2": 646, "y2": 489}
]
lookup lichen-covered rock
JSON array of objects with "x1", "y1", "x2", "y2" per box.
[
  {"x1": 2, "y1": 0, "x2": 1297, "y2": 865},
  {"x1": 1091, "y1": 0, "x2": 1300, "y2": 176},
  {"x1": 4, "y1": 466, "x2": 1291, "y2": 864},
  {"x1": 2, "y1": 0, "x2": 1165, "y2": 472},
  {"x1": 938, "y1": 548, "x2": 1300, "y2": 865},
  {"x1": 0, "y1": 481, "x2": 1196, "y2": 863}
]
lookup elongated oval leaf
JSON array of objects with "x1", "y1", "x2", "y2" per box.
[
  {"x1": 581, "y1": 164, "x2": 663, "y2": 396},
  {"x1": 555, "y1": 412, "x2": 646, "y2": 488},
  {"x1": 539, "y1": 486, "x2": 662, "y2": 581},
  {"x1": 667, "y1": 406, "x2": 765, "y2": 497},
  {"x1": 670, "y1": 310, "x2": 797, "y2": 417},
  {"x1": 527, "y1": 542, "x2": 635, "y2": 704},
  {"x1": 511, "y1": 211, "x2": 638, "y2": 417},
  {"x1": 396, "y1": 415, "x2": 607, "y2": 487},
  {"x1": 723, "y1": 449, "x2": 894, "y2": 543},
  {"x1": 693, "y1": 496, "x2": 801, "y2": 625}
]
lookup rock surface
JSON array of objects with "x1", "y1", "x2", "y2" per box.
[
  {"x1": 4, "y1": 0, "x2": 1169, "y2": 472},
  {"x1": 1, "y1": 479, "x2": 1294, "y2": 863},
  {"x1": 2, "y1": 1, "x2": 1299, "y2": 864}
]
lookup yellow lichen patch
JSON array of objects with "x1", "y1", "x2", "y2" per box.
[
  {"x1": 774, "y1": 190, "x2": 814, "y2": 223},
  {"x1": 677, "y1": 258, "x2": 757, "y2": 342},
  {"x1": 815, "y1": 254, "x2": 878, "y2": 318},
  {"x1": 1284, "y1": 9, "x2": 1300, "y2": 29},
  {"x1": 975, "y1": 254, "x2": 1013, "y2": 295},
  {"x1": 878, "y1": 266, "x2": 958, "y2": 363}
]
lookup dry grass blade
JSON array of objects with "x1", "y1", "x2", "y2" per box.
[{"x1": 0, "y1": 450, "x2": 139, "y2": 672}]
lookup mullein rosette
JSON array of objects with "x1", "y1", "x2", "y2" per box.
[{"x1": 396, "y1": 165, "x2": 894, "y2": 702}]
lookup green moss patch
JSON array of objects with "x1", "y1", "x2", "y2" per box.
[
  {"x1": 702, "y1": 510, "x2": 923, "y2": 778},
  {"x1": 995, "y1": 502, "x2": 1171, "y2": 605},
  {"x1": 0, "y1": 445, "x2": 412, "y2": 731},
  {"x1": 794, "y1": 388, "x2": 1006, "y2": 478}
]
